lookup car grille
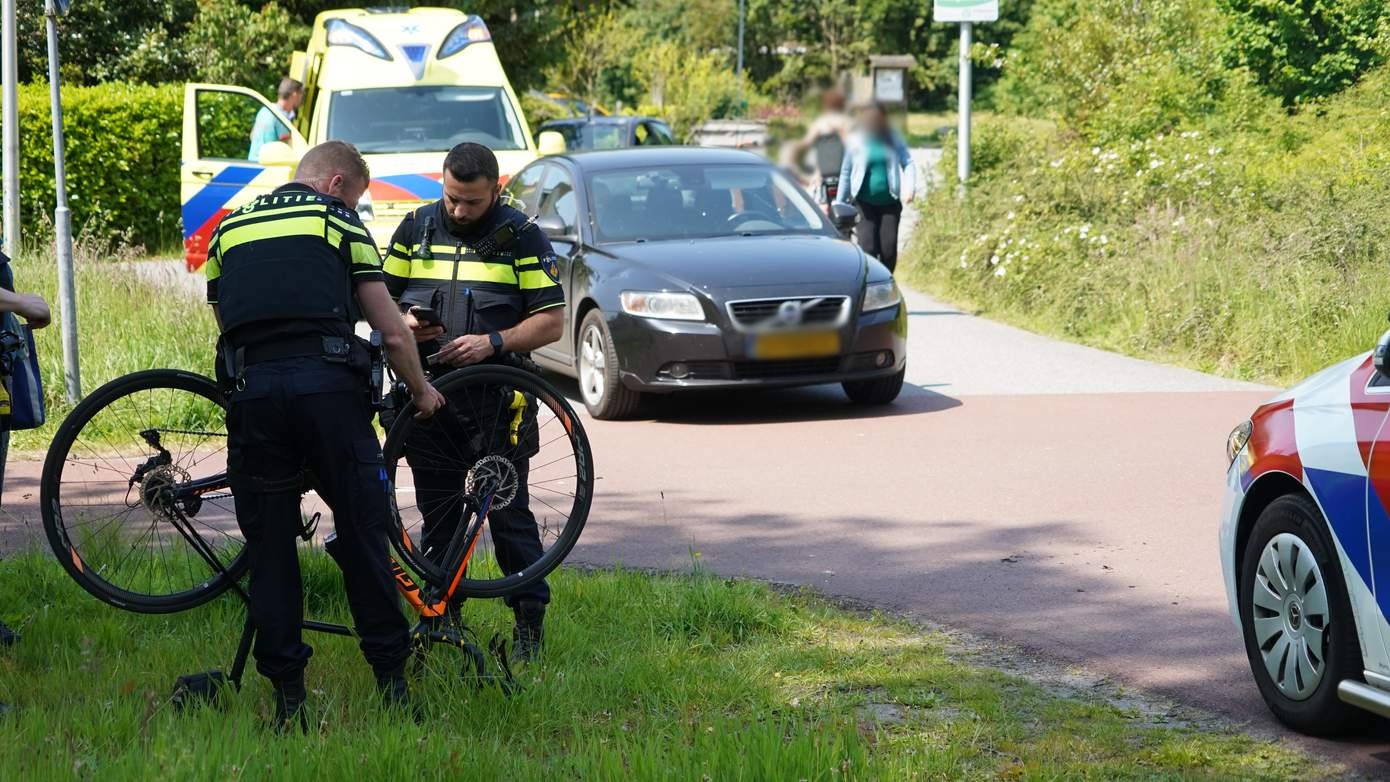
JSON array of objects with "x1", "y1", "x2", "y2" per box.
[
  {"x1": 726, "y1": 296, "x2": 849, "y2": 331},
  {"x1": 732, "y1": 358, "x2": 843, "y2": 379}
]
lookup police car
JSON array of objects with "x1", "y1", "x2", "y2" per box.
[
  {"x1": 180, "y1": 7, "x2": 537, "y2": 271},
  {"x1": 1222, "y1": 331, "x2": 1390, "y2": 734}
]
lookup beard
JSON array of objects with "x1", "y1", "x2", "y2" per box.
[{"x1": 442, "y1": 194, "x2": 497, "y2": 235}]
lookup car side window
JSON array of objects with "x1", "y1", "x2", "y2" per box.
[
  {"x1": 649, "y1": 121, "x2": 676, "y2": 145},
  {"x1": 538, "y1": 165, "x2": 578, "y2": 233},
  {"x1": 505, "y1": 164, "x2": 545, "y2": 214}
]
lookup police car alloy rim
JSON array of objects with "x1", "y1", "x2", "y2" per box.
[
  {"x1": 1252, "y1": 532, "x2": 1330, "y2": 700},
  {"x1": 579, "y1": 325, "x2": 606, "y2": 406}
]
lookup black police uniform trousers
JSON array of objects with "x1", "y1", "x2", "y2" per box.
[
  {"x1": 403, "y1": 385, "x2": 549, "y2": 608},
  {"x1": 227, "y1": 357, "x2": 409, "y2": 684}
]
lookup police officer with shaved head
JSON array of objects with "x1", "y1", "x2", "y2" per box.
[
  {"x1": 206, "y1": 140, "x2": 445, "y2": 729},
  {"x1": 383, "y1": 142, "x2": 564, "y2": 663}
]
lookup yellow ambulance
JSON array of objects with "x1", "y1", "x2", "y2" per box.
[{"x1": 180, "y1": 7, "x2": 537, "y2": 271}]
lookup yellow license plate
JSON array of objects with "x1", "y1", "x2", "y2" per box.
[{"x1": 751, "y1": 331, "x2": 841, "y2": 359}]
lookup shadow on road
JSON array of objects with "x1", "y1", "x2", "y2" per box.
[{"x1": 542, "y1": 370, "x2": 960, "y2": 425}]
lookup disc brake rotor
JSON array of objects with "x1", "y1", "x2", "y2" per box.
[{"x1": 465, "y1": 455, "x2": 519, "y2": 510}]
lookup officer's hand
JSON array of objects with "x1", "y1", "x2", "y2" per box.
[
  {"x1": 16, "y1": 294, "x2": 50, "y2": 329},
  {"x1": 412, "y1": 384, "x2": 446, "y2": 420},
  {"x1": 435, "y1": 334, "x2": 495, "y2": 367},
  {"x1": 403, "y1": 309, "x2": 445, "y2": 343}
]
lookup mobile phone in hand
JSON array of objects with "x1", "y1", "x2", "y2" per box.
[{"x1": 410, "y1": 306, "x2": 444, "y2": 328}]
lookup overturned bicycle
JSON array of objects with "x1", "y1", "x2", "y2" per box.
[{"x1": 37, "y1": 349, "x2": 592, "y2": 704}]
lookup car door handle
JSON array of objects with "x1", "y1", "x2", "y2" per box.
[{"x1": 190, "y1": 167, "x2": 216, "y2": 179}]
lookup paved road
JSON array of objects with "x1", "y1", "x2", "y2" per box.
[{"x1": 8, "y1": 155, "x2": 1386, "y2": 772}]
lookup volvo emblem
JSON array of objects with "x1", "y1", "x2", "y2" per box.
[{"x1": 776, "y1": 300, "x2": 804, "y2": 326}]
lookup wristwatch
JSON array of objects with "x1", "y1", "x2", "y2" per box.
[{"x1": 488, "y1": 330, "x2": 504, "y2": 354}]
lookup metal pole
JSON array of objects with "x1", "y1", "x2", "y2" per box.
[
  {"x1": 957, "y1": 22, "x2": 972, "y2": 188},
  {"x1": 736, "y1": 0, "x2": 745, "y2": 78},
  {"x1": 2, "y1": 0, "x2": 18, "y2": 257},
  {"x1": 45, "y1": 0, "x2": 79, "y2": 401},
  {"x1": 735, "y1": 0, "x2": 746, "y2": 105}
]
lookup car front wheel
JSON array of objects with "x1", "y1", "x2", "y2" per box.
[
  {"x1": 842, "y1": 367, "x2": 905, "y2": 405},
  {"x1": 577, "y1": 310, "x2": 642, "y2": 420},
  {"x1": 1239, "y1": 493, "x2": 1363, "y2": 735}
]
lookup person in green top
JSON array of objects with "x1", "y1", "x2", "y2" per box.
[
  {"x1": 835, "y1": 102, "x2": 917, "y2": 272},
  {"x1": 247, "y1": 79, "x2": 303, "y2": 162}
]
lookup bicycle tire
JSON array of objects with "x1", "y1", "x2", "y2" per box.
[
  {"x1": 41, "y1": 369, "x2": 248, "y2": 614},
  {"x1": 383, "y1": 364, "x2": 593, "y2": 599}
]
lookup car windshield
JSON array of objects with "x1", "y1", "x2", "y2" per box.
[
  {"x1": 548, "y1": 123, "x2": 626, "y2": 150},
  {"x1": 587, "y1": 164, "x2": 831, "y2": 242},
  {"x1": 327, "y1": 86, "x2": 527, "y2": 153}
]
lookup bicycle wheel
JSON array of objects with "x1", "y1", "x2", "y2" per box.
[
  {"x1": 383, "y1": 364, "x2": 593, "y2": 599},
  {"x1": 41, "y1": 369, "x2": 247, "y2": 614}
]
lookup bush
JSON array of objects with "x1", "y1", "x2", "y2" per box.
[
  {"x1": 909, "y1": 65, "x2": 1390, "y2": 384},
  {"x1": 1219, "y1": 0, "x2": 1390, "y2": 106},
  {"x1": 5, "y1": 82, "x2": 182, "y2": 251},
  {"x1": 635, "y1": 43, "x2": 749, "y2": 141},
  {"x1": 182, "y1": 0, "x2": 309, "y2": 96}
]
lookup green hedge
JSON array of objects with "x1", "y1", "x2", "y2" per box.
[{"x1": 4, "y1": 82, "x2": 182, "y2": 250}]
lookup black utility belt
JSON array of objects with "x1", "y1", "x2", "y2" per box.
[
  {"x1": 238, "y1": 335, "x2": 355, "y2": 367},
  {"x1": 219, "y1": 334, "x2": 384, "y2": 406}
]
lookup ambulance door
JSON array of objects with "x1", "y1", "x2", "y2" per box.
[{"x1": 181, "y1": 84, "x2": 307, "y2": 271}]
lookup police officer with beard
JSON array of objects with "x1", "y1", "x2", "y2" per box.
[{"x1": 382, "y1": 142, "x2": 564, "y2": 662}]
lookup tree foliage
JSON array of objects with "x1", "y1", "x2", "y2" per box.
[{"x1": 1218, "y1": 0, "x2": 1390, "y2": 106}]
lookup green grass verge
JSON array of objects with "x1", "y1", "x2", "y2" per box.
[
  {"x1": 0, "y1": 550, "x2": 1333, "y2": 780},
  {"x1": 9, "y1": 240, "x2": 217, "y2": 451},
  {"x1": 904, "y1": 66, "x2": 1390, "y2": 387}
]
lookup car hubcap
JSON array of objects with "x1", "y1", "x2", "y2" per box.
[
  {"x1": 579, "y1": 326, "x2": 606, "y2": 406},
  {"x1": 1252, "y1": 532, "x2": 1330, "y2": 700}
]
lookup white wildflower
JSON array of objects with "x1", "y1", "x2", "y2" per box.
[{"x1": 994, "y1": 266, "x2": 1007, "y2": 277}]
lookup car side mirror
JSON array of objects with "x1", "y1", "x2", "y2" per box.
[
  {"x1": 537, "y1": 131, "x2": 567, "y2": 156},
  {"x1": 830, "y1": 202, "x2": 859, "y2": 233},
  {"x1": 258, "y1": 141, "x2": 298, "y2": 168},
  {"x1": 1376, "y1": 328, "x2": 1390, "y2": 378},
  {"x1": 536, "y1": 214, "x2": 577, "y2": 243}
]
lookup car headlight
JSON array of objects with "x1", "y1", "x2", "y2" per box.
[
  {"x1": 1226, "y1": 420, "x2": 1252, "y2": 464},
  {"x1": 620, "y1": 291, "x2": 705, "y2": 321},
  {"x1": 862, "y1": 280, "x2": 901, "y2": 312}
]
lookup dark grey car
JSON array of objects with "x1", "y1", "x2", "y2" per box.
[{"x1": 505, "y1": 147, "x2": 907, "y2": 419}]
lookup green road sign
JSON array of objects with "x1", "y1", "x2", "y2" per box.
[{"x1": 934, "y1": 0, "x2": 998, "y2": 23}]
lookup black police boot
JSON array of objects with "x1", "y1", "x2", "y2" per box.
[
  {"x1": 375, "y1": 664, "x2": 421, "y2": 721},
  {"x1": 0, "y1": 621, "x2": 19, "y2": 647},
  {"x1": 511, "y1": 600, "x2": 545, "y2": 664},
  {"x1": 272, "y1": 676, "x2": 309, "y2": 734}
]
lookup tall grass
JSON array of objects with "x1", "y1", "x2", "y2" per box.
[
  {"x1": 8, "y1": 236, "x2": 216, "y2": 450},
  {"x1": 906, "y1": 66, "x2": 1390, "y2": 386},
  {"x1": 0, "y1": 552, "x2": 1330, "y2": 780}
]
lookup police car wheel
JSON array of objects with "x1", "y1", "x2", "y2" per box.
[
  {"x1": 1239, "y1": 494, "x2": 1362, "y2": 735},
  {"x1": 577, "y1": 310, "x2": 642, "y2": 420}
]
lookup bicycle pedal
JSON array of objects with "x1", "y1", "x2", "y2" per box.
[{"x1": 171, "y1": 670, "x2": 231, "y2": 711}]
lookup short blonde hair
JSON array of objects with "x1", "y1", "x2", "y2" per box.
[{"x1": 296, "y1": 140, "x2": 370, "y2": 189}]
